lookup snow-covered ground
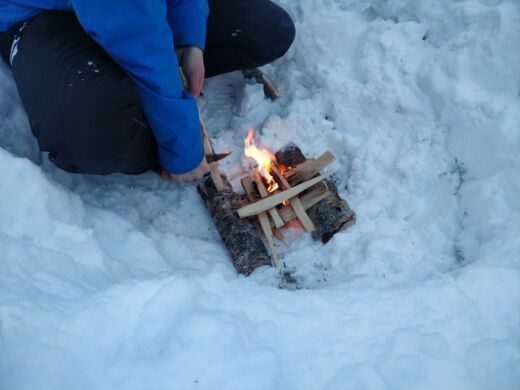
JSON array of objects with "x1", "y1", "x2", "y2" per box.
[{"x1": 1, "y1": 0, "x2": 519, "y2": 389}]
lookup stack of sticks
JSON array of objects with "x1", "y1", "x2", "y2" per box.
[{"x1": 238, "y1": 151, "x2": 337, "y2": 267}]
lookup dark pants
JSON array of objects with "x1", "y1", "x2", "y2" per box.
[{"x1": 0, "y1": 0, "x2": 295, "y2": 174}]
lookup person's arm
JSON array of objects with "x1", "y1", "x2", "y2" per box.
[
  {"x1": 70, "y1": 0, "x2": 204, "y2": 175},
  {"x1": 167, "y1": 0, "x2": 209, "y2": 98}
]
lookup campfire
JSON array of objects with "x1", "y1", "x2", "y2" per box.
[
  {"x1": 197, "y1": 127, "x2": 356, "y2": 277},
  {"x1": 237, "y1": 129, "x2": 343, "y2": 268},
  {"x1": 183, "y1": 66, "x2": 355, "y2": 277}
]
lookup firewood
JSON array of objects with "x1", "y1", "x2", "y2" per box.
[
  {"x1": 180, "y1": 66, "x2": 225, "y2": 192},
  {"x1": 285, "y1": 151, "x2": 335, "y2": 186},
  {"x1": 199, "y1": 117, "x2": 225, "y2": 192},
  {"x1": 278, "y1": 182, "x2": 331, "y2": 222},
  {"x1": 252, "y1": 169, "x2": 285, "y2": 228},
  {"x1": 275, "y1": 144, "x2": 356, "y2": 243},
  {"x1": 243, "y1": 68, "x2": 279, "y2": 101},
  {"x1": 256, "y1": 214, "x2": 280, "y2": 268},
  {"x1": 198, "y1": 175, "x2": 271, "y2": 275},
  {"x1": 241, "y1": 176, "x2": 280, "y2": 267},
  {"x1": 242, "y1": 176, "x2": 329, "y2": 227},
  {"x1": 237, "y1": 170, "x2": 336, "y2": 218},
  {"x1": 282, "y1": 158, "x2": 315, "y2": 179},
  {"x1": 270, "y1": 165, "x2": 315, "y2": 232}
]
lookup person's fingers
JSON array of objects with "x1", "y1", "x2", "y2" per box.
[
  {"x1": 162, "y1": 157, "x2": 209, "y2": 182},
  {"x1": 160, "y1": 170, "x2": 172, "y2": 181}
]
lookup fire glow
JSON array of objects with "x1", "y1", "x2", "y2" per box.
[{"x1": 244, "y1": 129, "x2": 279, "y2": 192}]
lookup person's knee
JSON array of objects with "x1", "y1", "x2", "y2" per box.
[
  {"x1": 249, "y1": 6, "x2": 296, "y2": 67},
  {"x1": 49, "y1": 105, "x2": 158, "y2": 175},
  {"x1": 272, "y1": 8, "x2": 296, "y2": 59}
]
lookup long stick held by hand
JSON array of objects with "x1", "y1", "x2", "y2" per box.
[{"x1": 180, "y1": 68, "x2": 224, "y2": 192}]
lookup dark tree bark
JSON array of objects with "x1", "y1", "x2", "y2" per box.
[
  {"x1": 275, "y1": 144, "x2": 356, "y2": 243},
  {"x1": 197, "y1": 175, "x2": 271, "y2": 275}
]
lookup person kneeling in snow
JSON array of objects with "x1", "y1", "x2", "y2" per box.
[{"x1": 0, "y1": 0, "x2": 295, "y2": 181}]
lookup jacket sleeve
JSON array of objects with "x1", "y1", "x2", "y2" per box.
[
  {"x1": 166, "y1": 0, "x2": 209, "y2": 50},
  {"x1": 70, "y1": 0, "x2": 204, "y2": 174}
]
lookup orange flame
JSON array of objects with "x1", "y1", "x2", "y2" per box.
[{"x1": 244, "y1": 129, "x2": 279, "y2": 192}]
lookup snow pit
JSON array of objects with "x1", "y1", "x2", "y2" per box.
[{"x1": 1, "y1": 1, "x2": 519, "y2": 389}]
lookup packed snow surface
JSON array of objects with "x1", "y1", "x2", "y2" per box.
[{"x1": 1, "y1": 0, "x2": 519, "y2": 389}]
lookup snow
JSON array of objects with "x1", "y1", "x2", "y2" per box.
[{"x1": 1, "y1": 0, "x2": 519, "y2": 389}]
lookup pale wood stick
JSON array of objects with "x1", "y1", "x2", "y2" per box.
[
  {"x1": 241, "y1": 176, "x2": 280, "y2": 268},
  {"x1": 199, "y1": 114, "x2": 225, "y2": 192},
  {"x1": 237, "y1": 170, "x2": 336, "y2": 218},
  {"x1": 179, "y1": 67, "x2": 188, "y2": 89},
  {"x1": 259, "y1": 73, "x2": 279, "y2": 101},
  {"x1": 180, "y1": 67, "x2": 225, "y2": 192},
  {"x1": 279, "y1": 183, "x2": 331, "y2": 222},
  {"x1": 257, "y1": 213, "x2": 280, "y2": 268},
  {"x1": 285, "y1": 151, "x2": 335, "y2": 185},
  {"x1": 241, "y1": 176, "x2": 258, "y2": 201},
  {"x1": 270, "y1": 165, "x2": 315, "y2": 232},
  {"x1": 243, "y1": 68, "x2": 279, "y2": 101},
  {"x1": 252, "y1": 169, "x2": 285, "y2": 228},
  {"x1": 241, "y1": 176, "x2": 286, "y2": 235},
  {"x1": 282, "y1": 158, "x2": 315, "y2": 179}
]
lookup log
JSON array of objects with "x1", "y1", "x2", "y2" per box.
[
  {"x1": 275, "y1": 144, "x2": 356, "y2": 243},
  {"x1": 198, "y1": 175, "x2": 271, "y2": 275}
]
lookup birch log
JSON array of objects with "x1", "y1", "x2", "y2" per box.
[{"x1": 197, "y1": 175, "x2": 271, "y2": 275}]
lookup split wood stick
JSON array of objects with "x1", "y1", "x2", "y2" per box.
[
  {"x1": 279, "y1": 183, "x2": 331, "y2": 222},
  {"x1": 180, "y1": 67, "x2": 224, "y2": 192},
  {"x1": 241, "y1": 176, "x2": 258, "y2": 202},
  {"x1": 270, "y1": 165, "x2": 315, "y2": 232},
  {"x1": 243, "y1": 68, "x2": 279, "y2": 101},
  {"x1": 237, "y1": 170, "x2": 336, "y2": 218},
  {"x1": 241, "y1": 177, "x2": 280, "y2": 268},
  {"x1": 199, "y1": 115, "x2": 225, "y2": 192},
  {"x1": 241, "y1": 176, "x2": 288, "y2": 236},
  {"x1": 282, "y1": 158, "x2": 315, "y2": 179},
  {"x1": 252, "y1": 169, "x2": 285, "y2": 228},
  {"x1": 257, "y1": 214, "x2": 280, "y2": 268},
  {"x1": 285, "y1": 151, "x2": 336, "y2": 186}
]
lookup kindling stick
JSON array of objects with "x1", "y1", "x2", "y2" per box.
[
  {"x1": 270, "y1": 165, "x2": 315, "y2": 232},
  {"x1": 285, "y1": 151, "x2": 336, "y2": 185},
  {"x1": 241, "y1": 177, "x2": 280, "y2": 268},
  {"x1": 252, "y1": 169, "x2": 285, "y2": 228},
  {"x1": 278, "y1": 183, "x2": 331, "y2": 222},
  {"x1": 199, "y1": 115, "x2": 225, "y2": 192},
  {"x1": 237, "y1": 170, "x2": 337, "y2": 218},
  {"x1": 179, "y1": 67, "x2": 224, "y2": 192}
]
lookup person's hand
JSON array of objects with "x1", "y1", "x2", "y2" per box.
[
  {"x1": 176, "y1": 46, "x2": 205, "y2": 98},
  {"x1": 161, "y1": 157, "x2": 210, "y2": 182}
]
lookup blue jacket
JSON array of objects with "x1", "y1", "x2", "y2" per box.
[{"x1": 0, "y1": 0, "x2": 208, "y2": 174}]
